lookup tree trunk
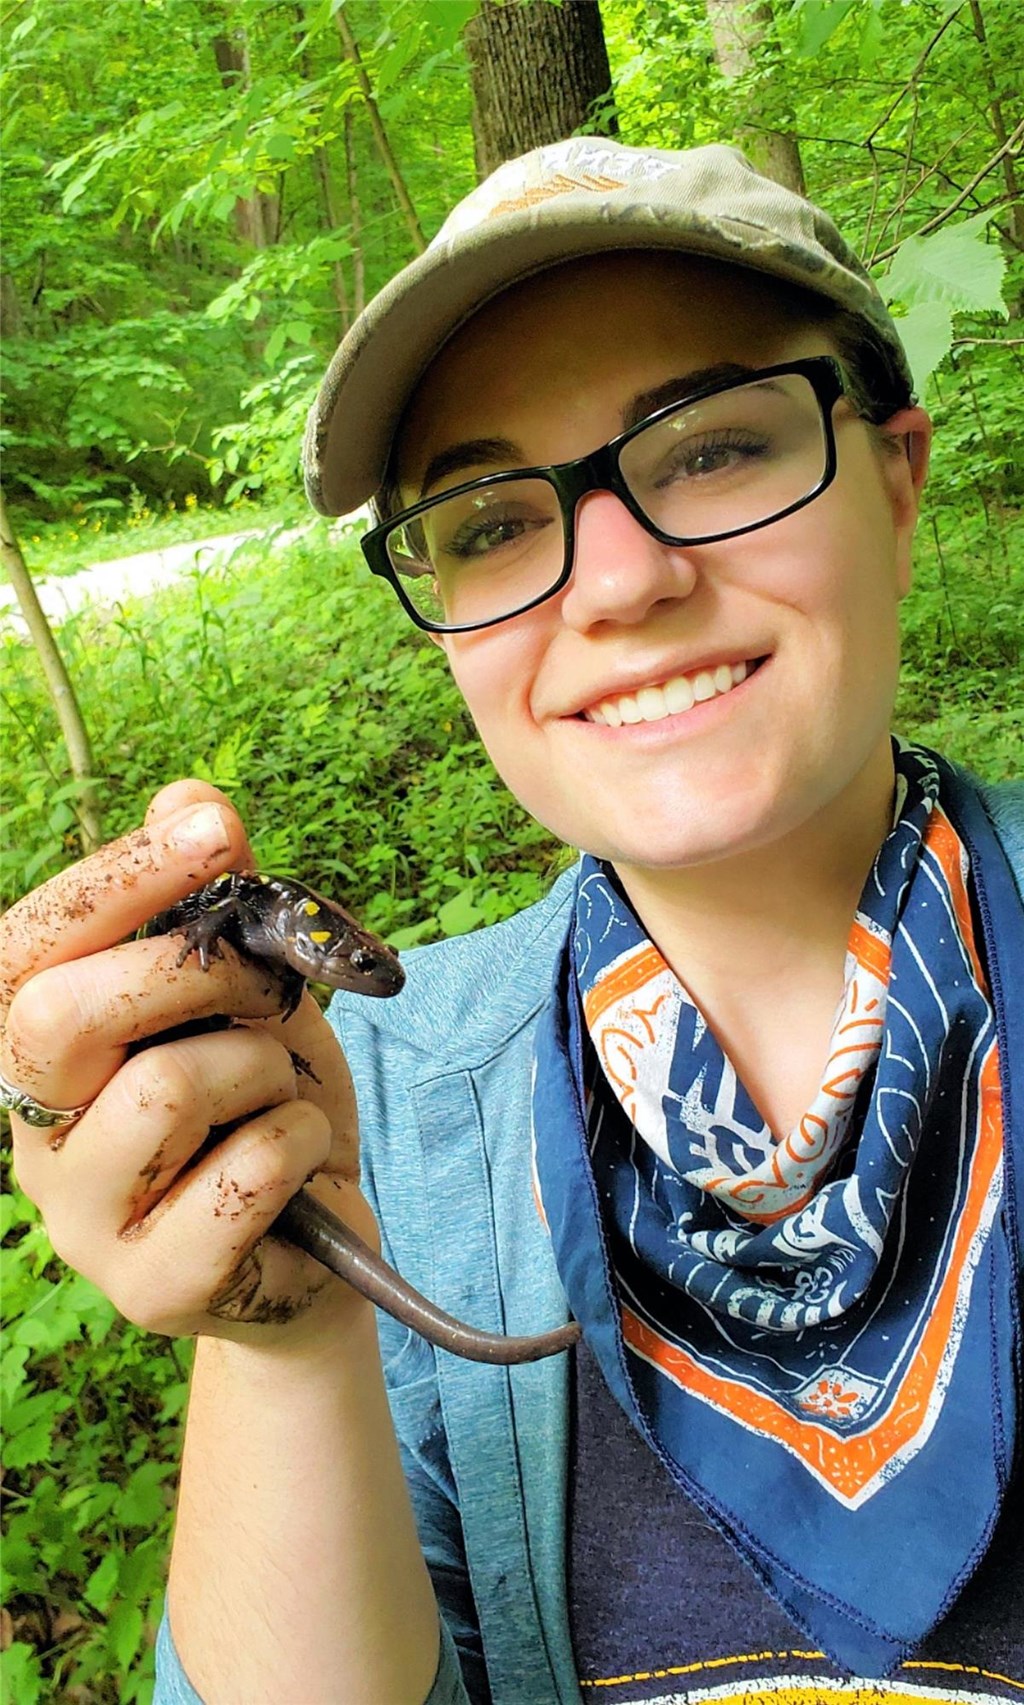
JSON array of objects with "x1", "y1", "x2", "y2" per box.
[
  {"x1": 208, "y1": 16, "x2": 278, "y2": 246},
  {"x1": 463, "y1": 0, "x2": 617, "y2": 182},
  {"x1": 312, "y1": 147, "x2": 352, "y2": 331},
  {"x1": 295, "y1": 3, "x2": 351, "y2": 331},
  {"x1": 1, "y1": 270, "x2": 23, "y2": 338},
  {"x1": 344, "y1": 107, "x2": 366, "y2": 316},
  {"x1": 704, "y1": 0, "x2": 806, "y2": 194},
  {"x1": 968, "y1": 0, "x2": 1024, "y2": 249},
  {"x1": 0, "y1": 488, "x2": 103, "y2": 853},
  {"x1": 334, "y1": 9, "x2": 426, "y2": 255}
]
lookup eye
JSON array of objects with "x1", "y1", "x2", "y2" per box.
[
  {"x1": 442, "y1": 507, "x2": 550, "y2": 562},
  {"x1": 350, "y1": 947, "x2": 377, "y2": 971},
  {"x1": 654, "y1": 430, "x2": 767, "y2": 488}
]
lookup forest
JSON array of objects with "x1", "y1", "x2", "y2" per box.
[{"x1": 1, "y1": 0, "x2": 1022, "y2": 1699}]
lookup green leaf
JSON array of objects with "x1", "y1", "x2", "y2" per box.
[
  {"x1": 264, "y1": 130, "x2": 297, "y2": 163},
  {"x1": 889, "y1": 301, "x2": 953, "y2": 396},
  {"x1": 84, "y1": 1547, "x2": 121, "y2": 1611},
  {"x1": 263, "y1": 323, "x2": 289, "y2": 366},
  {"x1": 108, "y1": 1599, "x2": 146, "y2": 1670},
  {"x1": 0, "y1": 1192, "x2": 24, "y2": 1238},
  {"x1": 795, "y1": 0, "x2": 857, "y2": 57},
  {"x1": 882, "y1": 212, "x2": 1007, "y2": 317},
  {"x1": 437, "y1": 888, "x2": 484, "y2": 938},
  {"x1": 387, "y1": 918, "x2": 438, "y2": 950},
  {"x1": 120, "y1": 1452, "x2": 175, "y2": 1534},
  {"x1": 3, "y1": 1389, "x2": 70, "y2": 1468},
  {"x1": 1, "y1": 1642, "x2": 44, "y2": 1704},
  {"x1": 9, "y1": 12, "x2": 39, "y2": 46},
  {"x1": 424, "y1": 0, "x2": 478, "y2": 50},
  {"x1": 858, "y1": 2, "x2": 885, "y2": 71}
]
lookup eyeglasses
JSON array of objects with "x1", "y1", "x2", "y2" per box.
[{"x1": 361, "y1": 356, "x2": 848, "y2": 634}]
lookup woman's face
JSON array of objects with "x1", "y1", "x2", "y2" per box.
[{"x1": 395, "y1": 253, "x2": 930, "y2": 874}]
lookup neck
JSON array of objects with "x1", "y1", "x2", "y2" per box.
[{"x1": 611, "y1": 741, "x2": 896, "y2": 1004}]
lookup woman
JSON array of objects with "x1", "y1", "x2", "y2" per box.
[{"x1": 2, "y1": 140, "x2": 1022, "y2": 1704}]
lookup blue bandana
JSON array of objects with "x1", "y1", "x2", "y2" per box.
[{"x1": 532, "y1": 743, "x2": 1022, "y2": 1675}]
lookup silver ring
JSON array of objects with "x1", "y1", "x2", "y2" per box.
[{"x1": 0, "y1": 1070, "x2": 92, "y2": 1131}]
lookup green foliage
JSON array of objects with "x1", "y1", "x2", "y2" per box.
[
  {"x1": 0, "y1": 529, "x2": 562, "y2": 925},
  {"x1": 881, "y1": 212, "x2": 1009, "y2": 393},
  {"x1": 2, "y1": 1173, "x2": 192, "y2": 1703},
  {"x1": 1, "y1": 0, "x2": 476, "y2": 524}
]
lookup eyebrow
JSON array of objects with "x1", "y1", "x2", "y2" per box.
[
  {"x1": 418, "y1": 363, "x2": 761, "y2": 498},
  {"x1": 622, "y1": 364, "x2": 762, "y2": 429},
  {"x1": 419, "y1": 437, "x2": 524, "y2": 499}
]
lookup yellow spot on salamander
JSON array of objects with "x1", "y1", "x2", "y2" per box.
[
  {"x1": 309, "y1": 930, "x2": 332, "y2": 944},
  {"x1": 303, "y1": 900, "x2": 320, "y2": 916}
]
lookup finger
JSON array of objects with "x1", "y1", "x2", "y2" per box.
[
  {"x1": 144, "y1": 779, "x2": 246, "y2": 835},
  {"x1": 263, "y1": 997, "x2": 360, "y2": 1179},
  {"x1": 0, "y1": 800, "x2": 249, "y2": 1017},
  {"x1": 4, "y1": 929, "x2": 298, "y2": 1110},
  {"x1": 23, "y1": 1027, "x2": 299, "y2": 1256},
  {"x1": 112, "y1": 1100, "x2": 334, "y2": 1335}
]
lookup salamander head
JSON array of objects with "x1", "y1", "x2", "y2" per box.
[{"x1": 283, "y1": 921, "x2": 405, "y2": 997}]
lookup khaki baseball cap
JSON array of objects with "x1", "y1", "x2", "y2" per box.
[{"x1": 303, "y1": 137, "x2": 912, "y2": 517}]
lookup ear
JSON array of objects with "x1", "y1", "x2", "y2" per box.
[{"x1": 877, "y1": 405, "x2": 932, "y2": 598}]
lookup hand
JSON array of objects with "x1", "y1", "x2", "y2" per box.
[{"x1": 1, "y1": 780, "x2": 378, "y2": 1349}]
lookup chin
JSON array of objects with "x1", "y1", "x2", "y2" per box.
[
  {"x1": 541, "y1": 799, "x2": 772, "y2": 872},
  {"x1": 553, "y1": 753, "x2": 831, "y2": 869}
]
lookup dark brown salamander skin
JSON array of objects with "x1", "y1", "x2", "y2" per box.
[
  {"x1": 149, "y1": 873, "x2": 581, "y2": 1364},
  {"x1": 276, "y1": 1191, "x2": 581, "y2": 1364}
]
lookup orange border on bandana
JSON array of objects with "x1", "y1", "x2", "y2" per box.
[{"x1": 624, "y1": 1039, "x2": 1001, "y2": 1499}]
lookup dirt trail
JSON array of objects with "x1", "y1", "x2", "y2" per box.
[{"x1": 0, "y1": 523, "x2": 324, "y2": 634}]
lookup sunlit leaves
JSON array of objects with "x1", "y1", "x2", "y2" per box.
[
  {"x1": 883, "y1": 209, "x2": 1008, "y2": 317},
  {"x1": 792, "y1": 0, "x2": 859, "y2": 58},
  {"x1": 879, "y1": 210, "x2": 1008, "y2": 393}
]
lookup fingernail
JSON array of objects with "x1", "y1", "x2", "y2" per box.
[{"x1": 168, "y1": 804, "x2": 231, "y2": 859}]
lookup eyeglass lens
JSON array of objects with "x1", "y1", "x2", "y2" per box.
[{"x1": 385, "y1": 372, "x2": 829, "y2": 629}]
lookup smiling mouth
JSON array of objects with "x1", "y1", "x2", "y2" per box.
[{"x1": 581, "y1": 657, "x2": 767, "y2": 727}]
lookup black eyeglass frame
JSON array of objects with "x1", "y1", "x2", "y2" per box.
[{"x1": 360, "y1": 355, "x2": 848, "y2": 635}]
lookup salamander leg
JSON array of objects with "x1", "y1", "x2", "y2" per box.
[{"x1": 172, "y1": 898, "x2": 239, "y2": 972}]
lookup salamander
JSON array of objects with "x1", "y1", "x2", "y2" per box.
[{"x1": 145, "y1": 871, "x2": 581, "y2": 1365}]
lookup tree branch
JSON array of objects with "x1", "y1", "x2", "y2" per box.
[
  {"x1": 0, "y1": 486, "x2": 103, "y2": 852},
  {"x1": 864, "y1": 3, "x2": 967, "y2": 146},
  {"x1": 870, "y1": 123, "x2": 978, "y2": 251},
  {"x1": 870, "y1": 118, "x2": 1024, "y2": 263},
  {"x1": 333, "y1": 7, "x2": 426, "y2": 256}
]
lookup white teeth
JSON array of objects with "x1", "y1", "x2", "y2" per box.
[
  {"x1": 664, "y1": 675, "x2": 695, "y2": 714},
  {"x1": 636, "y1": 685, "x2": 667, "y2": 722},
  {"x1": 584, "y1": 658, "x2": 753, "y2": 727}
]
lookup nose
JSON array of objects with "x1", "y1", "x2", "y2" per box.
[{"x1": 557, "y1": 489, "x2": 699, "y2": 632}]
